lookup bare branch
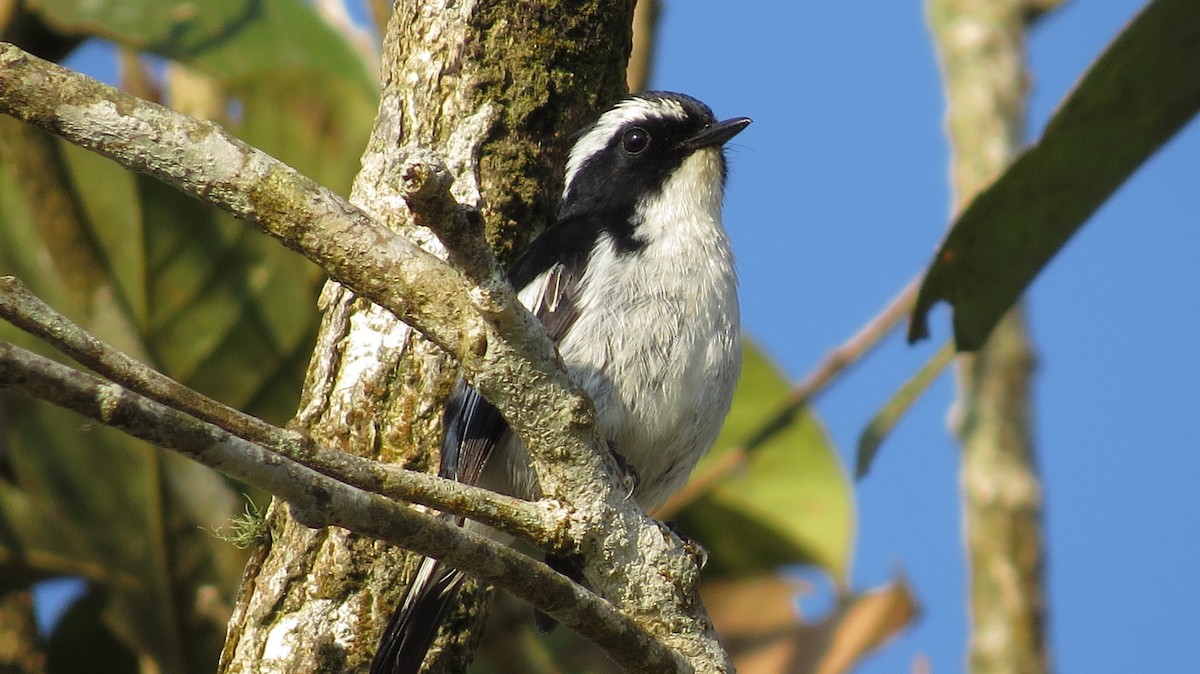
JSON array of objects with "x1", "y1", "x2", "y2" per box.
[
  {"x1": 628, "y1": 0, "x2": 659, "y2": 92},
  {"x1": 0, "y1": 275, "x2": 558, "y2": 548},
  {"x1": 752, "y1": 275, "x2": 921, "y2": 450},
  {"x1": 0, "y1": 339, "x2": 685, "y2": 674}
]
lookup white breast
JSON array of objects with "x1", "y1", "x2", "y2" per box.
[{"x1": 555, "y1": 148, "x2": 741, "y2": 511}]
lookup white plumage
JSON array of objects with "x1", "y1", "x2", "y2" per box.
[{"x1": 506, "y1": 146, "x2": 740, "y2": 511}]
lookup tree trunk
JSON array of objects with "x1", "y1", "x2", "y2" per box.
[
  {"x1": 218, "y1": 2, "x2": 635, "y2": 672},
  {"x1": 928, "y1": 1, "x2": 1060, "y2": 672}
]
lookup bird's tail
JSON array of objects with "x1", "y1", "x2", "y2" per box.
[{"x1": 369, "y1": 556, "x2": 466, "y2": 674}]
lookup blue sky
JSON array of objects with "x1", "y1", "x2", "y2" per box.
[
  {"x1": 37, "y1": 1, "x2": 1199, "y2": 672},
  {"x1": 653, "y1": 1, "x2": 1199, "y2": 672}
]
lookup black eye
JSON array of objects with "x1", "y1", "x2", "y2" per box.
[{"x1": 621, "y1": 127, "x2": 650, "y2": 155}]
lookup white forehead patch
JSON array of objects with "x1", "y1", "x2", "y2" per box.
[{"x1": 562, "y1": 96, "x2": 689, "y2": 198}]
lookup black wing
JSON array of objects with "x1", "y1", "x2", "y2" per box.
[
  {"x1": 370, "y1": 216, "x2": 614, "y2": 674},
  {"x1": 437, "y1": 212, "x2": 601, "y2": 486}
]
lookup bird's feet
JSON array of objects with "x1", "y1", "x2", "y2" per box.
[{"x1": 607, "y1": 441, "x2": 640, "y2": 500}]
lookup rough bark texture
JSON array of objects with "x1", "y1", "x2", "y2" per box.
[
  {"x1": 218, "y1": 2, "x2": 634, "y2": 673},
  {"x1": 928, "y1": 1, "x2": 1060, "y2": 672}
]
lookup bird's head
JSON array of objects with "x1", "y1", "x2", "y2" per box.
[{"x1": 560, "y1": 92, "x2": 751, "y2": 220}]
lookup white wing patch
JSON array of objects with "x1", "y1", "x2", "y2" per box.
[
  {"x1": 518, "y1": 264, "x2": 570, "y2": 314},
  {"x1": 517, "y1": 266, "x2": 553, "y2": 314},
  {"x1": 544, "y1": 265, "x2": 568, "y2": 312}
]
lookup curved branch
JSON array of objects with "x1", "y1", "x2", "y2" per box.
[
  {"x1": 0, "y1": 43, "x2": 470, "y2": 356},
  {"x1": 0, "y1": 339, "x2": 685, "y2": 674},
  {"x1": 0, "y1": 275, "x2": 559, "y2": 548}
]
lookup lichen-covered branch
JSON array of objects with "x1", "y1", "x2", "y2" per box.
[
  {"x1": 398, "y1": 151, "x2": 508, "y2": 299},
  {"x1": 0, "y1": 338, "x2": 684, "y2": 674},
  {"x1": 0, "y1": 41, "x2": 475, "y2": 359},
  {"x1": 0, "y1": 275, "x2": 552, "y2": 546}
]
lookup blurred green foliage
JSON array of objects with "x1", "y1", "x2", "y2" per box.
[{"x1": 0, "y1": 1, "x2": 376, "y2": 671}]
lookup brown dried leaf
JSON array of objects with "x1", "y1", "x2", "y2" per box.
[
  {"x1": 816, "y1": 577, "x2": 919, "y2": 674},
  {"x1": 702, "y1": 573, "x2": 918, "y2": 674},
  {"x1": 703, "y1": 575, "x2": 814, "y2": 674}
]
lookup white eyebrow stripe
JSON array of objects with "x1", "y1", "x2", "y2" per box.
[{"x1": 562, "y1": 96, "x2": 688, "y2": 199}]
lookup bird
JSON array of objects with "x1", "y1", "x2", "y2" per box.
[{"x1": 370, "y1": 91, "x2": 750, "y2": 674}]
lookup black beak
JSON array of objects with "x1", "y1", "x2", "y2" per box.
[{"x1": 681, "y1": 116, "x2": 752, "y2": 151}]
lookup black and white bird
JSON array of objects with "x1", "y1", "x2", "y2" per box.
[{"x1": 370, "y1": 91, "x2": 750, "y2": 674}]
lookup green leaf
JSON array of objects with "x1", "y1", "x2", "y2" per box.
[
  {"x1": 909, "y1": 0, "x2": 1200, "y2": 350},
  {"x1": 677, "y1": 342, "x2": 855, "y2": 584},
  {"x1": 33, "y1": 0, "x2": 377, "y2": 198},
  {"x1": 232, "y1": 66, "x2": 377, "y2": 197},
  {"x1": 44, "y1": 137, "x2": 324, "y2": 422},
  {"x1": 0, "y1": 135, "x2": 297, "y2": 674},
  {"x1": 28, "y1": 0, "x2": 374, "y2": 90},
  {"x1": 856, "y1": 341, "x2": 955, "y2": 479},
  {"x1": 0, "y1": 393, "x2": 248, "y2": 674}
]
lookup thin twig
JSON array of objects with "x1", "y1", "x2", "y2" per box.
[
  {"x1": 658, "y1": 276, "x2": 920, "y2": 518},
  {"x1": 627, "y1": 0, "x2": 659, "y2": 92},
  {"x1": 0, "y1": 339, "x2": 686, "y2": 674},
  {"x1": 746, "y1": 275, "x2": 921, "y2": 451},
  {"x1": 0, "y1": 275, "x2": 556, "y2": 549}
]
